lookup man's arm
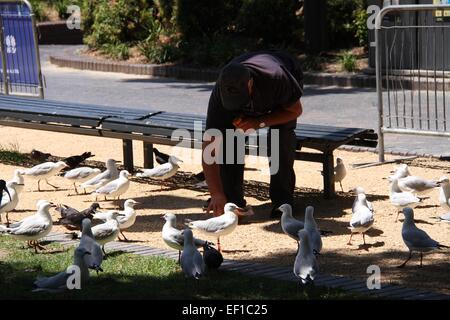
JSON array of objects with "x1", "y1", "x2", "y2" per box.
[
  {"x1": 235, "y1": 100, "x2": 303, "y2": 131},
  {"x1": 202, "y1": 137, "x2": 227, "y2": 216}
]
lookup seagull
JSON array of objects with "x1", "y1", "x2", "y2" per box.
[
  {"x1": 92, "y1": 170, "x2": 130, "y2": 201},
  {"x1": 348, "y1": 192, "x2": 374, "y2": 245},
  {"x1": 180, "y1": 228, "x2": 206, "y2": 279},
  {"x1": 398, "y1": 207, "x2": 449, "y2": 268},
  {"x1": 389, "y1": 178, "x2": 422, "y2": 222},
  {"x1": 352, "y1": 187, "x2": 374, "y2": 213},
  {"x1": 203, "y1": 242, "x2": 223, "y2": 270},
  {"x1": 279, "y1": 204, "x2": 304, "y2": 242},
  {"x1": 56, "y1": 203, "x2": 100, "y2": 231},
  {"x1": 136, "y1": 156, "x2": 183, "y2": 190},
  {"x1": 63, "y1": 167, "x2": 102, "y2": 194},
  {"x1": 19, "y1": 161, "x2": 68, "y2": 191},
  {"x1": 80, "y1": 159, "x2": 119, "y2": 191},
  {"x1": 161, "y1": 212, "x2": 211, "y2": 263},
  {"x1": 0, "y1": 200, "x2": 54, "y2": 253},
  {"x1": 294, "y1": 229, "x2": 319, "y2": 285},
  {"x1": 438, "y1": 176, "x2": 450, "y2": 211},
  {"x1": 438, "y1": 212, "x2": 450, "y2": 223},
  {"x1": 91, "y1": 211, "x2": 120, "y2": 255},
  {"x1": 334, "y1": 158, "x2": 347, "y2": 192},
  {"x1": 389, "y1": 164, "x2": 439, "y2": 195},
  {"x1": 32, "y1": 246, "x2": 91, "y2": 292},
  {"x1": 63, "y1": 152, "x2": 94, "y2": 170},
  {"x1": 94, "y1": 199, "x2": 139, "y2": 241},
  {"x1": 153, "y1": 148, "x2": 170, "y2": 165},
  {"x1": 79, "y1": 218, "x2": 103, "y2": 273},
  {"x1": 0, "y1": 181, "x2": 24, "y2": 226},
  {"x1": 304, "y1": 206, "x2": 322, "y2": 255},
  {"x1": 185, "y1": 203, "x2": 253, "y2": 252},
  {"x1": 8, "y1": 169, "x2": 24, "y2": 185}
]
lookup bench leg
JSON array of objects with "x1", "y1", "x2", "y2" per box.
[
  {"x1": 322, "y1": 151, "x2": 335, "y2": 199},
  {"x1": 122, "y1": 139, "x2": 134, "y2": 173},
  {"x1": 143, "y1": 142, "x2": 154, "y2": 169}
]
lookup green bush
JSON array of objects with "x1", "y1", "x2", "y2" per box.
[
  {"x1": 353, "y1": 8, "x2": 368, "y2": 47},
  {"x1": 340, "y1": 51, "x2": 357, "y2": 72},
  {"x1": 28, "y1": 0, "x2": 47, "y2": 21}
]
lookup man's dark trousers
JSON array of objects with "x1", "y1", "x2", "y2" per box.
[{"x1": 219, "y1": 120, "x2": 297, "y2": 208}]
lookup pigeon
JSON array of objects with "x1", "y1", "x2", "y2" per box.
[
  {"x1": 19, "y1": 161, "x2": 68, "y2": 191},
  {"x1": 161, "y1": 212, "x2": 211, "y2": 263},
  {"x1": 79, "y1": 218, "x2": 103, "y2": 273},
  {"x1": 30, "y1": 149, "x2": 51, "y2": 162},
  {"x1": 32, "y1": 246, "x2": 91, "y2": 292},
  {"x1": 93, "y1": 199, "x2": 139, "y2": 241},
  {"x1": 136, "y1": 156, "x2": 183, "y2": 190},
  {"x1": 279, "y1": 204, "x2": 304, "y2": 241},
  {"x1": 153, "y1": 148, "x2": 170, "y2": 165},
  {"x1": 92, "y1": 170, "x2": 130, "y2": 201},
  {"x1": 304, "y1": 206, "x2": 322, "y2": 255},
  {"x1": 0, "y1": 200, "x2": 54, "y2": 253},
  {"x1": 348, "y1": 192, "x2": 374, "y2": 245},
  {"x1": 63, "y1": 167, "x2": 102, "y2": 194},
  {"x1": 203, "y1": 242, "x2": 223, "y2": 270},
  {"x1": 63, "y1": 152, "x2": 95, "y2": 170},
  {"x1": 0, "y1": 181, "x2": 23, "y2": 225},
  {"x1": 334, "y1": 158, "x2": 347, "y2": 192},
  {"x1": 91, "y1": 211, "x2": 120, "y2": 255},
  {"x1": 185, "y1": 203, "x2": 253, "y2": 252},
  {"x1": 180, "y1": 229, "x2": 206, "y2": 279},
  {"x1": 398, "y1": 207, "x2": 449, "y2": 268},
  {"x1": 294, "y1": 229, "x2": 319, "y2": 285},
  {"x1": 56, "y1": 203, "x2": 100, "y2": 231},
  {"x1": 389, "y1": 178, "x2": 422, "y2": 222},
  {"x1": 80, "y1": 159, "x2": 119, "y2": 191}
]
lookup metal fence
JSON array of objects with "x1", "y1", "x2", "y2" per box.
[
  {"x1": 376, "y1": 4, "x2": 450, "y2": 162},
  {"x1": 0, "y1": 0, "x2": 43, "y2": 98}
]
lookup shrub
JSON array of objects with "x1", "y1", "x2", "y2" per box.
[
  {"x1": 28, "y1": 0, "x2": 47, "y2": 21},
  {"x1": 340, "y1": 51, "x2": 357, "y2": 72},
  {"x1": 353, "y1": 8, "x2": 369, "y2": 47}
]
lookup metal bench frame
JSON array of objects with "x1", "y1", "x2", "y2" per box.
[{"x1": 0, "y1": 95, "x2": 377, "y2": 198}]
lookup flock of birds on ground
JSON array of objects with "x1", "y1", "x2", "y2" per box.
[{"x1": 0, "y1": 148, "x2": 449, "y2": 291}]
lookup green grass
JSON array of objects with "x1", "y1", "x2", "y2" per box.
[
  {"x1": 0, "y1": 143, "x2": 29, "y2": 166},
  {"x1": 339, "y1": 51, "x2": 358, "y2": 72},
  {"x1": 0, "y1": 237, "x2": 365, "y2": 300}
]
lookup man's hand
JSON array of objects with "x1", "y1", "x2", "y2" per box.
[
  {"x1": 205, "y1": 194, "x2": 227, "y2": 216},
  {"x1": 233, "y1": 117, "x2": 260, "y2": 131}
]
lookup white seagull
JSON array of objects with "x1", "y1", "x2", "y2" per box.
[
  {"x1": 92, "y1": 170, "x2": 131, "y2": 201},
  {"x1": 162, "y1": 212, "x2": 211, "y2": 263},
  {"x1": 294, "y1": 229, "x2": 319, "y2": 285},
  {"x1": 352, "y1": 187, "x2": 374, "y2": 213},
  {"x1": 390, "y1": 164, "x2": 439, "y2": 195},
  {"x1": 180, "y1": 228, "x2": 206, "y2": 279},
  {"x1": 80, "y1": 159, "x2": 119, "y2": 191},
  {"x1": 0, "y1": 200, "x2": 54, "y2": 253},
  {"x1": 79, "y1": 218, "x2": 104, "y2": 273},
  {"x1": 19, "y1": 161, "x2": 68, "y2": 191},
  {"x1": 63, "y1": 167, "x2": 102, "y2": 194},
  {"x1": 438, "y1": 176, "x2": 450, "y2": 212},
  {"x1": 334, "y1": 158, "x2": 347, "y2": 192},
  {"x1": 185, "y1": 203, "x2": 253, "y2": 252},
  {"x1": 389, "y1": 178, "x2": 422, "y2": 222},
  {"x1": 0, "y1": 181, "x2": 25, "y2": 225},
  {"x1": 33, "y1": 246, "x2": 91, "y2": 292},
  {"x1": 398, "y1": 207, "x2": 449, "y2": 268},
  {"x1": 91, "y1": 211, "x2": 120, "y2": 255},
  {"x1": 8, "y1": 169, "x2": 24, "y2": 185},
  {"x1": 348, "y1": 191, "x2": 374, "y2": 245},
  {"x1": 93, "y1": 199, "x2": 139, "y2": 241},
  {"x1": 136, "y1": 156, "x2": 182, "y2": 189},
  {"x1": 304, "y1": 206, "x2": 322, "y2": 255},
  {"x1": 279, "y1": 204, "x2": 304, "y2": 241}
]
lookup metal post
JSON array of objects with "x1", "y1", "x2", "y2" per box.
[
  {"x1": 0, "y1": 17, "x2": 8, "y2": 95},
  {"x1": 122, "y1": 139, "x2": 134, "y2": 173},
  {"x1": 375, "y1": 21, "x2": 385, "y2": 163}
]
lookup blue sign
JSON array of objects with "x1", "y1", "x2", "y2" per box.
[{"x1": 0, "y1": 3, "x2": 39, "y2": 86}]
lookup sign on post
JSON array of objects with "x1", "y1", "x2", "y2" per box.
[{"x1": 0, "y1": 1, "x2": 43, "y2": 98}]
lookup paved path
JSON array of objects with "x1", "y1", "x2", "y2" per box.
[
  {"x1": 40, "y1": 45, "x2": 450, "y2": 157},
  {"x1": 43, "y1": 232, "x2": 450, "y2": 300}
]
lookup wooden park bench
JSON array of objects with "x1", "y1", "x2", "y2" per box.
[{"x1": 0, "y1": 95, "x2": 377, "y2": 198}]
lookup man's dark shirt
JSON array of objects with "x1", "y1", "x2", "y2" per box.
[{"x1": 206, "y1": 51, "x2": 304, "y2": 132}]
